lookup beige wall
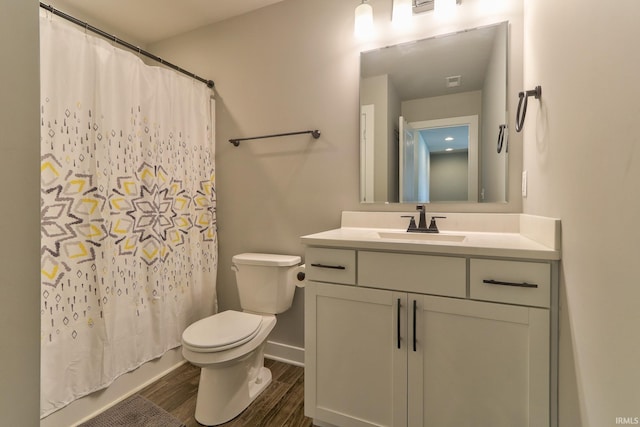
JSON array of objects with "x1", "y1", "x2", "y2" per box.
[
  {"x1": 430, "y1": 151, "x2": 469, "y2": 201},
  {"x1": 361, "y1": 74, "x2": 393, "y2": 201},
  {"x1": 150, "y1": 0, "x2": 524, "y2": 348},
  {"x1": 387, "y1": 76, "x2": 400, "y2": 203},
  {"x1": 402, "y1": 90, "x2": 482, "y2": 123},
  {"x1": 481, "y1": 22, "x2": 508, "y2": 202},
  {"x1": 523, "y1": 0, "x2": 640, "y2": 425},
  {"x1": 0, "y1": 0, "x2": 41, "y2": 425}
]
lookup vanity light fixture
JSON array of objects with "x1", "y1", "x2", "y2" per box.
[
  {"x1": 354, "y1": 0, "x2": 374, "y2": 38},
  {"x1": 392, "y1": 0, "x2": 413, "y2": 26},
  {"x1": 355, "y1": 0, "x2": 462, "y2": 37},
  {"x1": 413, "y1": 0, "x2": 461, "y2": 15},
  {"x1": 435, "y1": 0, "x2": 461, "y2": 17}
]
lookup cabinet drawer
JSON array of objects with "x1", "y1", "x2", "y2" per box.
[
  {"x1": 306, "y1": 247, "x2": 356, "y2": 285},
  {"x1": 470, "y1": 259, "x2": 550, "y2": 308},
  {"x1": 358, "y1": 251, "x2": 466, "y2": 297}
]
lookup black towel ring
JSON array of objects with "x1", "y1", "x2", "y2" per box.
[
  {"x1": 515, "y1": 85, "x2": 542, "y2": 133},
  {"x1": 497, "y1": 124, "x2": 507, "y2": 153}
]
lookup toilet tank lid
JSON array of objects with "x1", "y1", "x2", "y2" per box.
[{"x1": 232, "y1": 253, "x2": 301, "y2": 267}]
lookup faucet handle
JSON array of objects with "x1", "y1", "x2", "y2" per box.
[
  {"x1": 428, "y1": 216, "x2": 447, "y2": 232},
  {"x1": 401, "y1": 215, "x2": 417, "y2": 231}
]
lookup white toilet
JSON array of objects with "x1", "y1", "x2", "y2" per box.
[{"x1": 181, "y1": 253, "x2": 302, "y2": 426}]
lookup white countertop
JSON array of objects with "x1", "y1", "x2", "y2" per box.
[{"x1": 301, "y1": 212, "x2": 561, "y2": 261}]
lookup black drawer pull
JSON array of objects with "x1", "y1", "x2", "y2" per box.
[
  {"x1": 412, "y1": 299, "x2": 417, "y2": 352},
  {"x1": 397, "y1": 298, "x2": 401, "y2": 349},
  {"x1": 310, "y1": 263, "x2": 346, "y2": 270},
  {"x1": 483, "y1": 279, "x2": 538, "y2": 289}
]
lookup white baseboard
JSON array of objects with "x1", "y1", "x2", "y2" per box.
[{"x1": 264, "y1": 340, "x2": 305, "y2": 367}]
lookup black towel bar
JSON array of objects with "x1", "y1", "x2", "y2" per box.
[{"x1": 229, "y1": 129, "x2": 320, "y2": 147}]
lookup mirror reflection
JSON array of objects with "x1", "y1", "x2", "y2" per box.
[{"x1": 360, "y1": 21, "x2": 509, "y2": 204}]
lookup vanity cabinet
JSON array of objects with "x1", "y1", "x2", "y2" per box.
[
  {"x1": 305, "y1": 283, "x2": 407, "y2": 427},
  {"x1": 304, "y1": 248, "x2": 558, "y2": 427},
  {"x1": 408, "y1": 295, "x2": 549, "y2": 427}
]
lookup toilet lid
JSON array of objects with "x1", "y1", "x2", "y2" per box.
[{"x1": 182, "y1": 310, "x2": 263, "y2": 353}]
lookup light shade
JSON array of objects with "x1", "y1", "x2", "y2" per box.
[
  {"x1": 435, "y1": 0, "x2": 459, "y2": 18},
  {"x1": 354, "y1": 1, "x2": 373, "y2": 38},
  {"x1": 392, "y1": 0, "x2": 413, "y2": 26}
]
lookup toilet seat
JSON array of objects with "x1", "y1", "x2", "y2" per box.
[{"x1": 182, "y1": 310, "x2": 263, "y2": 353}]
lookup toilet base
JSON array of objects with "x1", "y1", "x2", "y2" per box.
[
  {"x1": 249, "y1": 366, "x2": 273, "y2": 403},
  {"x1": 194, "y1": 352, "x2": 272, "y2": 426}
]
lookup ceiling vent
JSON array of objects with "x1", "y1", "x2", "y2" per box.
[{"x1": 446, "y1": 75, "x2": 462, "y2": 88}]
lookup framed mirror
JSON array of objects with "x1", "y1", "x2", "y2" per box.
[{"x1": 359, "y1": 21, "x2": 509, "y2": 204}]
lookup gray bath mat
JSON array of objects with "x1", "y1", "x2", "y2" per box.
[{"x1": 78, "y1": 394, "x2": 185, "y2": 427}]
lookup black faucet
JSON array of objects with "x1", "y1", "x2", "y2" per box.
[{"x1": 402, "y1": 205, "x2": 446, "y2": 233}]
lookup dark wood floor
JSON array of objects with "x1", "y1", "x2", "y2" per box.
[{"x1": 138, "y1": 359, "x2": 313, "y2": 427}]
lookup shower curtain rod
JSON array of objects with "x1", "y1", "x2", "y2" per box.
[{"x1": 39, "y1": 3, "x2": 215, "y2": 89}]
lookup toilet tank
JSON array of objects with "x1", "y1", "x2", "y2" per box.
[{"x1": 232, "y1": 253, "x2": 301, "y2": 314}]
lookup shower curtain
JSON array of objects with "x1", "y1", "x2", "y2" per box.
[{"x1": 40, "y1": 12, "x2": 217, "y2": 417}]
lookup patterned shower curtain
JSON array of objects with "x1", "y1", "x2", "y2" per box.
[{"x1": 39, "y1": 12, "x2": 217, "y2": 417}]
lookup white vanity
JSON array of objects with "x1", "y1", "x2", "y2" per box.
[{"x1": 302, "y1": 212, "x2": 560, "y2": 427}]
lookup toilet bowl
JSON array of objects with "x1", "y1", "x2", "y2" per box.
[{"x1": 181, "y1": 253, "x2": 302, "y2": 426}]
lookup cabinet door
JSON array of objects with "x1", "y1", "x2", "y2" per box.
[
  {"x1": 408, "y1": 295, "x2": 549, "y2": 427},
  {"x1": 305, "y1": 282, "x2": 407, "y2": 427}
]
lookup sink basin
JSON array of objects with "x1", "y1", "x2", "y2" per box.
[{"x1": 378, "y1": 231, "x2": 466, "y2": 242}]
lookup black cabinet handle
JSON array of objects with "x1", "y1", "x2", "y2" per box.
[
  {"x1": 310, "y1": 263, "x2": 346, "y2": 270},
  {"x1": 397, "y1": 298, "x2": 401, "y2": 349},
  {"x1": 412, "y1": 299, "x2": 417, "y2": 352},
  {"x1": 483, "y1": 279, "x2": 538, "y2": 289}
]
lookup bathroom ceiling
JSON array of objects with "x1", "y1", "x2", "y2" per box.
[{"x1": 47, "y1": 0, "x2": 285, "y2": 44}]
